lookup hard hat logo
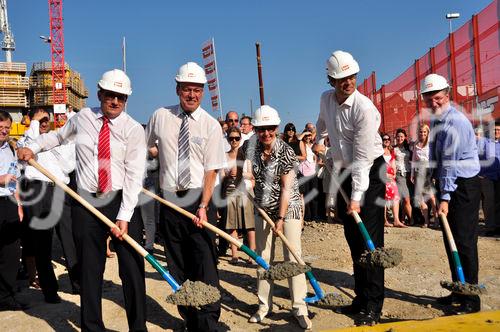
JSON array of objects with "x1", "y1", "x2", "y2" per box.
[
  {"x1": 326, "y1": 50, "x2": 360, "y2": 79},
  {"x1": 114, "y1": 82, "x2": 123, "y2": 87}
]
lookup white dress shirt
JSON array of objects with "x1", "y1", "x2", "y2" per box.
[
  {"x1": 316, "y1": 89, "x2": 384, "y2": 201},
  {"x1": 240, "y1": 131, "x2": 254, "y2": 146},
  {"x1": 29, "y1": 107, "x2": 146, "y2": 222},
  {"x1": 145, "y1": 104, "x2": 227, "y2": 192},
  {"x1": 17, "y1": 120, "x2": 75, "y2": 184}
]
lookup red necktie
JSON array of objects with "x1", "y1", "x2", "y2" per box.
[{"x1": 98, "y1": 116, "x2": 112, "y2": 193}]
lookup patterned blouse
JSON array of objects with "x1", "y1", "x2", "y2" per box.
[{"x1": 241, "y1": 136, "x2": 302, "y2": 220}]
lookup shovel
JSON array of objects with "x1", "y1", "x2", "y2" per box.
[
  {"x1": 141, "y1": 188, "x2": 307, "y2": 280},
  {"x1": 438, "y1": 213, "x2": 486, "y2": 296},
  {"x1": 247, "y1": 191, "x2": 348, "y2": 307},
  {"x1": 28, "y1": 159, "x2": 219, "y2": 307},
  {"x1": 331, "y1": 172, "x2": 403, "y2": 269}
]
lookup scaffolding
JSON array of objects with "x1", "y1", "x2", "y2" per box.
[
  {"x1": 0, "y1": 61, "x2": 28, "y2": 107},
  {"x1": 29, "y1": 61, "x2": 88, "y2": 111}
]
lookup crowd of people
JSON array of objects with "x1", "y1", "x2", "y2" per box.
[{"x1": 0, "y1": 50, "x2": 498, "y2": 332}]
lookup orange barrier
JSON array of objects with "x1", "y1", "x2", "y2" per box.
[{"x1": 358, "y1": 0, "x2": 499, "y2": 138}]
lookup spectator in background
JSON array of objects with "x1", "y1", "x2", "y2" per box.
[
  {"x1": 298, "y1": 130, "x2": 318, "y2": 222},
  {"x1": 382, "y1": 133, "x2": 406, "y2": 227},
  {"x1": 240, "y1": 116, "x2": 254, "y2": 145},
  {"x1": 477, "y1": 120, "x2": 500, "y2": 236},
  {"x1": 411, "y1": 124, "x2": 437, "y2": 228},
  {"x1": 225, "y1": 111, "x2": 239, "y2": 128},
  {"x1": 394, "y1": 128, "x2": 413, "y2": 226},
  {"x1": 0, "y1": 110, "x2": 27, "y2": 311},
  {"x1": 283, "y1": 123, "x2": 305, "y2": 159},
  {"x1": 221, "y1": 127, "x2": 256, "y2": 264}
]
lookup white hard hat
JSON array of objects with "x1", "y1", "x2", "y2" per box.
[
  {"x1": 421, "y1": 73, "x2": 449, "y2": 94},
  {"x1": 326, "y1": 50, "x2": 360, "y2": 79},
  {"x1": 175, "y1": 62, "x2": 207, "y2": 84},
  {"x1": 98, "y1": 69, "x2": 132, "y2": 96},
  {"x1": 252, "y1": 105, "x2": 281, "y2": 127}
]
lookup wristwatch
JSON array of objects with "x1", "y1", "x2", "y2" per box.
[
  {"x1": 276, "y1": 216, "x2": 285, "y2": 221},
  {"x1": 198, "y1": 204, "x2": 208, "y2": 210}
]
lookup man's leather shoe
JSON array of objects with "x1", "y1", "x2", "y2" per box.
[
  {"x1": 337, "y1": 304, "x2": 364, "y2": 315},
  {"x1": 45, "y1": 294, "x2": 62, "y2": 304},
  {"x1": 436, "y1": 293, "x2": 461, "y2": 306},
  {"x1": 0, "y1": 298, "x2": 30, "y2": 311},
  {"x1": 355, "y1": 310, "x2": 381, "y2": 326}
]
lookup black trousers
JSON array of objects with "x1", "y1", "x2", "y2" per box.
[
  {"x1": 160, "y1": 189, "x2": 221, "y2": 332},
  {"x1": 441, "y1": 176, "x2": 481, "y2": 306},
  {"x1": 72, "y1": 190, "x2": 146, "y2": 332},
  {"x1": 0, "y1": 197, "x2": 21, "y2": 303},
  {"x1": 337, "y1": 156, "x2": 386, "y2": 313},
  {"x1": 56, "y1": 172, "x2": 80, "y2": 291},
  {"x1": 21, "y1": 180, "x2": 67, "y2": 298}
]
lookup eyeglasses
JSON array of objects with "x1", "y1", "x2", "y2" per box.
[
  {"x1": 102, "y1": 90, "x2": 128, "y2": 102},
  {"x1": 227, "y1": 119, "x2": 239, "y2": 123},
  {"x1": 228, "y1": 136, "x2": 241, "y2": 142},
  {"x1": 256, "y1": 126, "x2": 277, "y2": 133}
]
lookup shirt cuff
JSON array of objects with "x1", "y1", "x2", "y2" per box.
[
  {"x1": 116, "y1": 209, "x2": 133, "y2": 222},
  {"x1": 351, "y1": 190, "x2": 364, "y2": 202},
  {"x1": 30, "y1": 142, "x2": 42, "y2": 154},
  {"x1": 440, "y1": 193, "x2": 451, "y2": 201}
]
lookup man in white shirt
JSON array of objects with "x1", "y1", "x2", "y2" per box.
[
  {"x1": 17, "y1": 108, "x2": 78, "y2": 303},
  {"x1": 316, "y1": 50, "x2": 386, "y2": 326},
  {"x1": 240, "y1": 115, "x2": 254, "y2": 145},
  {"x1": 146, "y1": 62, "x2": 226, "y2": 332},
  {"x1": 18, "y1": 69, "x2": 147, "y2": 331}
]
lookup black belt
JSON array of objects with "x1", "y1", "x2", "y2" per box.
[
  {"x1": 27, "y1": 179, "x2": 56, "y2": 187},
  {"x1": 90, "y1": 191, "x2": 121, "y2": 199},
  {"x1": 0, "y1": 195, "x2": 14, "y2": 201}
]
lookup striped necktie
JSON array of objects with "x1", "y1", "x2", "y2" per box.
[
  {"x1": 98, "y1": 116, "x2": 112, "y2": 193},
  {"x1": 177, "y1": 112, "x2": 191, "y2": 189}
]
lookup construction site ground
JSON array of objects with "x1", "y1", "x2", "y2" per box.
[{"x1": 1, "y1": 220, "x2": 499, "y2": 331}]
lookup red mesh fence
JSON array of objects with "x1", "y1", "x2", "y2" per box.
[{"x1": 359, "y1": 0, "x2": 499, "y2": 139}]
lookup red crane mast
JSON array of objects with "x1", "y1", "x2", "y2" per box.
[{"x1": 48, "y1": 0, "x2": 66, "y2": 125}]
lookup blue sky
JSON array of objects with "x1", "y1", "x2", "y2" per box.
[{"x1": 7, "y1": 0, "x2": 493, "y2": 128}]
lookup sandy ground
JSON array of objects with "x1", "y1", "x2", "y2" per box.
[{"x1": 1, "y1": 221, "x2": 499, "y2": 331}]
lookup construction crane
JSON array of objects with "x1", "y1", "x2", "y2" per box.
[
  {"x1": 48, "y1": 0, "x2": 66, "y2": 126},
  {"x1": 0, "y1": 0, "x2": 15, "y2": 62}
]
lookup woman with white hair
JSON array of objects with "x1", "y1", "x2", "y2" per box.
[{"x1": 241, "y1": 105, "x2": 311, "y2": 330}]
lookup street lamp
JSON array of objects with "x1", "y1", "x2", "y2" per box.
[{"x1": 445, "y1": 12, "x2": 460, "y2": 34}]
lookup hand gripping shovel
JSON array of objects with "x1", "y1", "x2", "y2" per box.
[
  {"x1": 141, "y1": 188, "x2": 306, "y2": 280},
  {"x1": 247, "y1": 192, "x2": 349, "y2": 307},
  {"x1": 438, "y1": 213, "x2": 486, "y2": 296},
  {"x1": 28, "y1": 159, "x2": 219, "y2": 307}
]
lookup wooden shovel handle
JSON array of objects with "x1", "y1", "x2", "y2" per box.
[
  {"x1": 439, "y1": 213, "x2": 458, "y2": 252},
  {"x1": 141, "y1": 188, "x2": 242, "y2": 248},
  {"x1": 28, "y1": 159, "x2": 147, "y2": 256}
]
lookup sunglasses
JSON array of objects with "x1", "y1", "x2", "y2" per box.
[
  {"x1": 228, "y1": 136, "x2": 241, "y2": 142},
  {"x1": 256, "y1": 126, "x2": 277, "y2": 133},
  {"x1": 383, "y1": 137, "x2": 390, "y2": 141},
  {"x1": 227, "y1": 119, "x2": 239, "y2": 123},
  {"x1": 102, "y1": 90, "x2": 128, "y2": 102}
]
